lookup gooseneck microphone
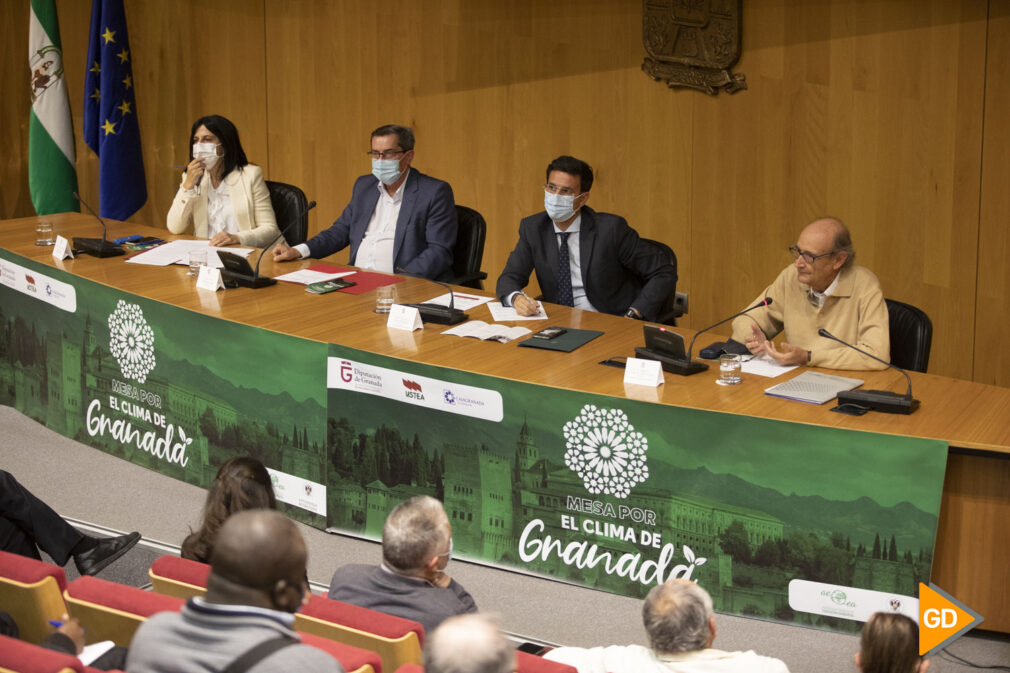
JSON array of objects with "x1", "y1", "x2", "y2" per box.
[
  {"x1": 217, "y1": 200, "x2": 316, "y2": 289},
  {"x1": 71, "y1": 192, "x2": 125, "y2": 257},
  {"x1": 395, "y1": 267, "x2": 468, "y2": 325},
  {"x1": 817, "y1": 328, "x2": 919, "y2": 414},
  {"x1": 635, "y1": 297, "x2": 774, "y2": 376}
]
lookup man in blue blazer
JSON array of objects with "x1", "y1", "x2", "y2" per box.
[
  {"x1": 496, "y1": 156, "x2": 677, "y2": 321},
  {"x1": 274, "y1": 125, "x2": 457, "y2": 280}
]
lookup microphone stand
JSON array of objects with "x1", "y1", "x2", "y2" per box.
[
  {"x1": 818, "y1": 329, "x2": 919, "y2": 414},
  {"x1": 218, "y1": 200, "x2": 316, "y2": 289},
  {"x1": 72, "y1": 192, "x2": 125, "y2": 257},
  {"x1": 395, "y1": 268, "x2": 468, "y2": 325}
]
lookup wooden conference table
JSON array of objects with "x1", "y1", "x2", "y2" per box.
[{"x1": 3, "y1": 213, "x2": 1009, "y2": 631}]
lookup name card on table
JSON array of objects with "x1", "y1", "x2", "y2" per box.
[
  {"x1": 52, "y1": 236, "x2": 74, "y2": 260},
  {"x1": 387, "y1": 304, "x2": 423, "y2": 332},
  {"x1": 196, "y1": 265, "x2": 225, "y2": 291},
  {"x1": 623, "y1": 357, "x2": 664, "y2": 387}
]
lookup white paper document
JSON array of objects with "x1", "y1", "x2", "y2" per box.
[
  {"x1": 741, "y1": 353, "x2": 800, "y2": 378},
  {"x1": 275, "y1": 269, "x2": 356, "y2": 285},
  {"x1": 764, "y1": 371, "x2": 864, "y2": 404},
  {"x1": 442, "y1": 321, "x2": 532, "y2": 343},
  {"x1": 486, "y1": 301, "x2": 548, "y2": 321},
  {"x1": 425, "y1": 292, "x2": 493, "y2": 311},
  {"x1": 126, "y1": 240, "x2": 254, "y2": 269}
]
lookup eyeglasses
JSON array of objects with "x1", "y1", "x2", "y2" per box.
[
  {"x1": 366, "y1": 150, "x2": 406, "y2": 160},
  {"x1": 788, "y1": 244, "x2": 836, "y2": 265},
  {"x1": 543, "y1": 183, "x2": 583, "y2": 197},
  {"x1": 436, "y1": 538, "x2": 453, "y2": 558}
]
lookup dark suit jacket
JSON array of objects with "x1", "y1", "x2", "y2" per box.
[
  {"x1": 306, "y1": 168, "x2": 457, "y2": 280},
  {"x1": 327, "y1": 564, "x2": 477, "y2": 635},
  {"x1": 495, "y1": 207, "x2": 677, "y2": 321}
]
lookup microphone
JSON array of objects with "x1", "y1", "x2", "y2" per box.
[
  {"x1": 395, "y1": 267, "x2": 468, "y2": 325},
  {"x1": 218, "y1": 200, "x2": 316, "y2": 289},
  {"x1": 817, "y1": 329, "x2": 919, "y2": 414},
  {"x1": 71, "y1": 191, "x2": 125, "y2": 257},
  {"x1": 636, "y1": 297, "x2": 774, "y2": 376}
]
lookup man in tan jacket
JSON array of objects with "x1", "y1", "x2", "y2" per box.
[{"x1": 731, "y1": 217, "x2": 889, "y2": 370}]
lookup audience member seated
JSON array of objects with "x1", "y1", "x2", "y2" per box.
[
  {"x1": 0, "y1": 470, "x2": 140, "y2": 576},
  {"x1": 328, "y1": 495, "x2": 476, "y2": 634},
  {"x1": 0, "y1": 609, "x2": 127, "y2": 670},
  {"x1": 544, "y1": 579, "x2": 789, "y2": 673},
  {"x1": 423, "y1": 614, "x2": 513, "y2": 673},
  {"x1": 857, "y1": 612, "x2": 928, "y2": 673},
  {"x1": 181, "y1": 457, "x2": 276, "y2": 563},
  {"x1": 127, "y1": 509, "x2": 343, "y2": 673},
  {"x1": 167, "y1": 114, "x2": 283, "y2": 248}
]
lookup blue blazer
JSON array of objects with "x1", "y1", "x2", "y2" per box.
[
  {"x1": 306, "y1": 168, "x2": 457, "y2": 280},
  {"x1": 495, "y1": 207, "x2": 677, "y2": 321}
]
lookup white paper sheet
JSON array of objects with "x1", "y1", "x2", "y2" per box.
[
  {"x1": 486, "y1": 301, "x2": 548, "y2": 321},
  {"x1": 125, "y1": 240, "x2": 254, "y2": 269},
  {"x1": 425, "y1": 292, "x2": 493, "y2": 311},
  {"x1": 275, "y1": 269, "x2": 356, "y2": 285},
  {"x1": 740, "y1": 353, "x2": 800, "y2": 378}
]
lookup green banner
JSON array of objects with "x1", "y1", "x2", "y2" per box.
[
  {"x1": 0, "y1": 252, "x2": 328, "y2": 527},
  {"x1": 325, "y1": 344, "x2": 948, "y2": 632}
]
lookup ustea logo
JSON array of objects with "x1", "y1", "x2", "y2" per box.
[
  {"x1": 402, "y1": 379, "x2": 424, "y2": 400},
  {"x1": 107, "y1": 300, "x2": 156, "y2": 383},
  {"x1": 563, "y1": 404, "x2": 649, "y2": 499}
]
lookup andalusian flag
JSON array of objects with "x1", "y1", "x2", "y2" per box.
[{"x1": 29, "y1": 0, "x2": 79, "y2": 215}]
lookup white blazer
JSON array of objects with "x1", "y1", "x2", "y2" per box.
[{"x1": 166, "y1": 165, "x2": 283, "y2": 247}]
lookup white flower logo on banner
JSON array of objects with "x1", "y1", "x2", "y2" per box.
[
  {"x1": 107, "y1": 299, "x2": 156, "y2": 383},
  {"x1": 563, "y1": 404, "x2": 649, "y2": 499}
]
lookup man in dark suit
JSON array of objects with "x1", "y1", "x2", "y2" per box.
[
  {"x1": 496, "y1": 156, "x2": 676, "y2": 321},
  {"x1": 273, "y1": 124, "x2": 457, "y2": 280}
]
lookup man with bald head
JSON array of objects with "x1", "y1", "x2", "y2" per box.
[
  {"x1": 127, "y1": 510, "x2": 342, "y2": 673},
  {"x1": 424, "y1": 614, "x2": 514, "y2": 673},
  {"x1": 328, "y1": 495, "x2": 476, "y2": 634},
  {"x1": 730, "y1": 217, "x2": 889, "y2": 370},
  {"x1": 545, "y1": 580, "x2": 789, "y2": 673}
]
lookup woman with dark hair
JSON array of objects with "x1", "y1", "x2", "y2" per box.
[
  {"x1": 857, "y1": 612, "x2": 929, "y2": 673},
  {"x1": 181, "y1": 456, "x2": 277, "y2": 563},
  {"x1": 167, "y1": 115, "x2": 283, "y2": 247}
]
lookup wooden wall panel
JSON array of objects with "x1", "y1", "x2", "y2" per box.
[
  {"x1": 975, "y1": 7, "x2": 1010, "y2": 386},
  {"x1": 1, "y1": 0, "x2": 1006, "y2": 384},
  {"x1": 691, "y1": 0, "x2": 987, "y2": 381}
]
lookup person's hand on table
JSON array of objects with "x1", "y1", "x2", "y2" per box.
[
  {"x1": 513, "y1": 293, "x2": 541, "y2": 316},
  {"x1": 208, "y1": 232, "x2": 239, "y2": 247},
  {"x1": 272, "y1": 244, "x2": 302, "y2": 262},
  {"x1": 181, "y1": 158, "x2": 206, "y2": 190},
  {"x1": 762, "y1": 340, "x2": 809, "y2": 366}
]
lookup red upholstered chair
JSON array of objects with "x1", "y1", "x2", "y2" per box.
[
  {"x1": 63, "y1": 576, "x2": 184, "y2": 646},
  {"x1": 0, "y1": 550, "x2": 69, "y2": 645},
  {"x1": 0, "y1": 633, "x2": 83, "y2": 673},
  {"x1": 148, "y1": 554, "x2": 209, "y2": 600},
  {"x1": 295, "y1": 594, "x2": 424, "y2": 673},
  {"x1": 516, "y1": 651, "x2": 578, "y2": 673},
  {"x1": 299, "y1": 631, "x2": 382, "y2": 673}
]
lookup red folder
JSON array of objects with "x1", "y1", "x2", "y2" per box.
[{"x1": 306, "y1": 265, "x2": 404, "y2": 294}]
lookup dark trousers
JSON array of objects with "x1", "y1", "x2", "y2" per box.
[{"x1": 0, "y1": 470, "x2": 83, "y2": 566}]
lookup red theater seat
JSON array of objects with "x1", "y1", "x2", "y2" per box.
[
  {"x1": 0, "y1": 633, "x2": 82, "y2": 673},
  {"x1": 148, "y1": 554, "x2": 209, "y2": 600},
  {"x1": 64, "y1": 575, "x2": 184, "y2": 646}
]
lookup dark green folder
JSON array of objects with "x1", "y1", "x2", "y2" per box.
[{"x1": 517, "y1": 328, "x2": 604, "y2": 353}]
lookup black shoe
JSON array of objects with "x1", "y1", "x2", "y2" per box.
[{"x1": 73, "y1": 532, "x2": 142, "y2": 576}]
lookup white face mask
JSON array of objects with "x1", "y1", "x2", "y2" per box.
[
  {"x1": 371, "y1": 158, "x2": 403, "y2": 185},
  {"x1": 192, "y1": 142, "x2": 220, "y2": 170},
  {"x1": 545, "y1": 191, "x2": 581, "y2": 222}
]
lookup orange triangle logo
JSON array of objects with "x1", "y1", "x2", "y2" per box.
[{"x1": 918, "y1": 582, "x2": 983, "y2": 656}]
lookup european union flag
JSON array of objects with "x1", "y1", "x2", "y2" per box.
[{"x1": 83, "y1": 0, "x2": 146, "y2": 220}]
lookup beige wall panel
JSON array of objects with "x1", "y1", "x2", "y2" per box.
[
  {"x1": 975, "y1": 8, "x2": 1010, "y2": 386},
  {"x1": 691, "y1": 1, "x2": 986, "y2": 381},
  {"x1": 0, "y1": 3, "x2": 32, "y2": 220}
]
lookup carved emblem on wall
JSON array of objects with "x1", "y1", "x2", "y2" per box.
[{"x1": 642, "y1": 0, "x2": 746, "y2": 95}]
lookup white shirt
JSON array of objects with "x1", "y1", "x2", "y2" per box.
[
  {"x1": 545, "y1": 644, "x2": 790, "y2": 673},
  {"x1": 808, "y1": 272, "x2": 841, "y2": 308},
  {"x1": 205, "y1": 178, "x2": 240, "y2": 238},
  {"x1": 507, "y1": 211, "x2": 599, "y2": 313},
  {"x1": 293, "y1": 170, "x2": 409, "y2": 267}
]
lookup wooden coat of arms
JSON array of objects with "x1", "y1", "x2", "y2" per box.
[{"x1": 642, "y1": 0, "x2": 746, "y2": 95}]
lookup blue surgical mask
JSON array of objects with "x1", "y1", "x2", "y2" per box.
[
  {"x1": 545, "y1": 191, "x2": 579, "y2": 222},
  {"x1": 372, "y1": 158, "x2": 403, "y2": 185}
]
